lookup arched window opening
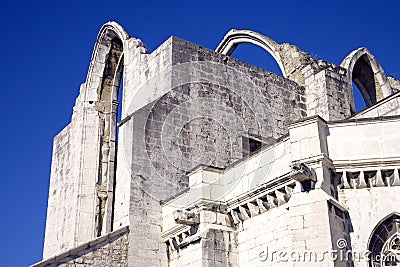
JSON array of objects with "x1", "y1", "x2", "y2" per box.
[
  {"x1": 368, "y1": 213, "x2": 400, "y2": 266},
  {"x1": 95, "y1": 36, "x2": 124, "y2": 237},
  {"x1": 351, "y1": 55, "x2": 377, "y2": 112},
  {"x1": 341, "y1": 48, "x2": 394, "y2": 114},
  {"x1": 352, "y1": 82, "x2": 367, "y2": 113},
  {"x1": 230, "y1": 43, "x2": 283, "y2": 76}
]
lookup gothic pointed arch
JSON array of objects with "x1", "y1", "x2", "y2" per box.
[
  {"x1": 368, "y1": 212, "x2": 400, "y2": 266},
  {"x1": 215, "y1": 29, "x2": 287, "y2": 77},
  {"x1": 341, "y1": 47, "x2": 393, "y2": 109},
  {"x1": 84, "y1": 22, "x2": 128, "y2": 237}
]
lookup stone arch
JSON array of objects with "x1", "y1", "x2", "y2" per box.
[
  {"x1": 215, "y1": 29, "x2": 287, "y2": 77},
  {"x1": 85, "y1": 22, "x2": 129, "y2": 237},
  {"x1": 341, "y1": 48, "x2": 393, "y2": 109},
  {"x1": 368, "y1": 212, "x2": 400, "y2": 266},
  {"x1": 84, "y1": 21, "x2": 129, "y2": 102}
]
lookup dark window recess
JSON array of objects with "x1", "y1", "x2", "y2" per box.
[{"x1": 242, "y1": 137, "x2": 263, "y2": 157}]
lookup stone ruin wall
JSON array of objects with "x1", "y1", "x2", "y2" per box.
[
  {"x1": 121, "y1": 37, "x2": 309, "y2": 265},
  {"x1": 41, "y1": 22, "x2": 400, "y2": 267}
]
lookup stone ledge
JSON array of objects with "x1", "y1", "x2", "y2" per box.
[
  {"x1": 30, "y1": 226, "x2": 129, "y2": 267},
  {"x1": 331, "y1": 113, "x2": 400, "y2": 125},
  {"x1": 333, "y1": 157, "x2": 400, "y2": 169},
  {"x1": 349, "y1": 91, "x2": 400, "y2": 118}
]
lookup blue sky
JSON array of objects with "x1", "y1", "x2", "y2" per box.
[{"x1": 0, "y1": 0, "x2": 399, "y2": 266}]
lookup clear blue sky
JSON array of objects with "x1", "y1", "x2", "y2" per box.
[{"x1": 0, "y1": 1, "x2": 399, "y2": 266}]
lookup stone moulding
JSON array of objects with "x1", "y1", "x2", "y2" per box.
[
  {"x1": 165, "y1": 227, "x2": 198, "y2": 251},
  {"x1": 333, "y1": 168, "x2": 400, "y2": 189},
  {"x1": 161, "y1": 224, "x2": 192, "y2": 243},
  {"x1": 228, "y1": 180, "x2": 296, "y2": 225}
]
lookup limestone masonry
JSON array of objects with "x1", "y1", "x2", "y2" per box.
[{"x1": 32, "y1": 22, "x2": 400, "y2": 267}]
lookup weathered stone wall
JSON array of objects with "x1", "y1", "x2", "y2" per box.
[
  {"x1": 113, "y1": 35, "x2": 173, "y2": 230},
  {"x1": 327, "y1": 117, "x2": 400, "y2": 162},
  {"x1": 122, "y1": 36, "x2": 308, "y2": 265},
  {"x1": 43, "y1": 92, "x2": 104, "y2": 257},
  {"x1": 326, "y1": 117, "x2": 400, "y2": 266},
  {"x1": 43, "y1": 125, "x2": 79, "y2": 258},
  {"x1": 389, "y1": 77, "x2": 400, "y2": 91},
  {"x1": 127, "y1": 36, "x2": 308, "y2": 190},
  {"x1": 303, "y1": 63, "x2": 352, "y2": 120},
  {"x1": 168, "y1": 229, "x2": 237, "y2": 267},
  {"x1": 339, "y1": 187, "x2": 400, "y2": 266},
  {"x1": 168, "y1": 240, "x2": 203, "y2": 267},
  {"x1": 215, "y1": 29, "x2": 356, "y2": 121},
  {"x1": 162, "y1": 114, "x2": 400, "y2": 267},
  {"x1": 237, "y1": 203, "x2": 291, "y2": 266},
  {"x1": 236, "y1": 191, "x2": 341, "y2": 267},
  {"x1": 43, "y1": 23, "x2": 149, "y2": 258},
  {"x1": 33, "y1": 227, "x2": 129, "y2": 267}
]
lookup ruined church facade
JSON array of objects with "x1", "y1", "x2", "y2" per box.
[{"x1": 32, "y1": 22, "x2": 400, "y2": 267}]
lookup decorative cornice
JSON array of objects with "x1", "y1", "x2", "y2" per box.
[{"x1": 333, "y1": 168, "x2": 400, "y2": 189}]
